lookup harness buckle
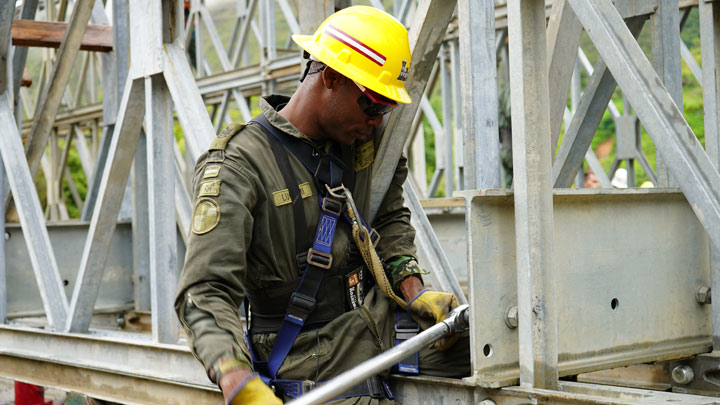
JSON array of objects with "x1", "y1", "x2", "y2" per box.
[
  {"x1": 369, "y1": 228, "x2": 380, "y2": 248},
  {"x1": 395, "y1": 318, "x2": 420, "y2": 341},
  {"x1": 287, "y1": 292, "x2": 316, "y2": 321},
  {"x1": 307, "y1": 248, "x2": 333, "y2": 269},
  {"x1": 301, "y1": 380, "x2": 316, "y2": 394},
  {"x1": 321, "y1": 197, "x2": 343, "y2": 216}
]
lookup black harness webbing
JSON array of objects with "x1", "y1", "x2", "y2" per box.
[{"x1": 255, "y1": 114, "x2": 308, "y2": 263}]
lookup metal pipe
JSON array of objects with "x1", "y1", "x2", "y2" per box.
[{"x1": 287, "y1": 305, "x2": 470, "y2": 405}]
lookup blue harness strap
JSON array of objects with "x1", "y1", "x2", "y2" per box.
[{"x1": 265, "y1": 191, "x2": 343, "y2": 379}]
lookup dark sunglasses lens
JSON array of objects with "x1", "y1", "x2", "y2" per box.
[{"x1": 357, "y1": 94, "x2": 395, "y2": 116}]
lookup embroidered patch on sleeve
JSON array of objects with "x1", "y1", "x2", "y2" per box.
[
  {"x1": 192, "y1": 198, "x2": 221, "y2": 234},
  {"x1": 299, "y1": 182, "x2": 313, "y2": 199},
  {"x1": 273, "y1": 189, "x2": 292, "y2": 206},
  {"x1": 198, "y1": 180, "x2": 221, "y2": 197},
  {"x1": 203, "y1": 165, "x2": 222, "y2": 178},
  {"x1": 354, "y1": 141, "x2": 374, "y2": 172}
]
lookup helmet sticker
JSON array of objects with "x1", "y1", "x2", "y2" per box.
[
  {"x1": 325, "y1": 25, "x2": 386, "y2": 66},
  {"x1": 397, "y1": 60, "x2": 409, "y2": 81}
]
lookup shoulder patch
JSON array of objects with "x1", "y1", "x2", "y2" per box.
[
  {"x1": 192, "y1": 198, "x2": 221, "y2": 234},
  {"x1": 203, "y1": 165, "x2": 222, "y2": 178},
  {"x1": 355, "y1": 140, "x2": 374, "y2": 172},
  {"x1": 198, "y1": 180, "x2": 221, "y2": 197},
  {"x1": 273, "y1": 189, "x2": 292, "y2": 206},
  {"x1": 210, "y1": 123, "x2": 246, "y2": 151},
  {"x1": 299, "y1": 182, "x2": 313, "y2": 199}
]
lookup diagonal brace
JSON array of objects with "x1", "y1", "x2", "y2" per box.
[{"x1": 569, "y1": 0, "x2": 720, "y2": 250}]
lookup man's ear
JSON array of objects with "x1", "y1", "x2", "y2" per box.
[{"x1": 321, "y1": 66, "x2": 343, "y2": 90}]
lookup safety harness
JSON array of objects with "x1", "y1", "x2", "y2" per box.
[{"x1": 243, "y1": 112, "x2": 416, "y2": 399}]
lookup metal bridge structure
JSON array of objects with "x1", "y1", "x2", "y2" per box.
[{"x1": 0, "y1": 0, "x2": 719, "y2": 404}]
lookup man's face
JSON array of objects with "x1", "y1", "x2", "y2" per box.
[
  {"x1": 584, "y1": 172, "x2": 601, "y2": 188},
  {"x1": 320, "y1": 72, "x2": 387, "y2": 145}
]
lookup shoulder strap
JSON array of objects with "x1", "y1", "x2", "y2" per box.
[{"x1": 252, "y1": 114, "x2": 308, "y2": 259}]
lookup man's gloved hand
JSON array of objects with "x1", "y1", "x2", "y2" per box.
[
  {"x1": 226, "y1": 373, "x2": 282, "y2": 405},
  {"x1": 408, "y1": 289, "x2": 460, "y2": 351}
]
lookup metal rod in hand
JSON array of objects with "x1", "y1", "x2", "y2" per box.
[{"x1": 287, "y1": 305, "x2": 470, "y2": 405}]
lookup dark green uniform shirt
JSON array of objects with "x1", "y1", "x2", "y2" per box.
[{"x1": 175, "y1": 96, "x2": 419, "y2": 388}]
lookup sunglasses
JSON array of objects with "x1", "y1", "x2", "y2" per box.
[{"x1": 353, "y1": 81, "x2": 397, "y2": 116}]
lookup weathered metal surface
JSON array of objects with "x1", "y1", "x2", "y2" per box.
[
  {"x1": 577, "y1": 363, "x2": 674, "y2": 391},
  {"x1": 390, "y1": 375, "x2": 720, "y2": 404},
  {"x1": 507, "y1": 0, "x2": 558, "y2": 389},
  {"x1": 458, "y1": 0, "x2": 501, "y2": 190},
  {"x1": 461, "y1": 189, "x2": 712, "y2": 387},
  {"x1": 145, "y1": 74, "x2": 178, "y2": 344},
  {"x1": 570, "y1": 0, "x2": 720, "y2": 251},
  {"x1": 0, "y1": 324, "x2": 220, "y2": 405},
  {"x1": 0, "y1": 93, "x2": 68, "y2": 329},
  {"x1": 5, "y1": 222, "x2": 133, "y2": 318},
  {"x1": 66, "y1": 78, "x2": 145, "y2": 333}
]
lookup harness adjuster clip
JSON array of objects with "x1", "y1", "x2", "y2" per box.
[
  {"x1": 321, "y1": 197, "x2": 343, "y2": 216},
  {"x1": 288, "y1": 292, "x2": 316, "y2": 321},
  {"x1": 369, "y1": 228, "x2": 380, "y2": 248},
  {"x1": 395, "y1": 321, "x2": 420, "y2": 341},
  {"x1": 307, "y1": 248, "x2": 333, "y2": 269},
  {"x1": 301, "y1": 380, "x2": 316, "y2": 394}
]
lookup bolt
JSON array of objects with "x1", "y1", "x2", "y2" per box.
[
  {"x1": 697, "y1": 286, "x2": 712, "y2": 304},
  {"x1": 671, "y1": 365, "x2": 694, "y2": 385},
  {"x1": 116, "y1": 313, "x2": 126, "y2": 329},
  {"x1": 505, "y1": 305, "x2": 518, "y2": 329}
]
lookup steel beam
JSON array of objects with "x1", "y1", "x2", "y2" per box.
[
  {"x1": 66, "y1": 78, "x2": 145, "y2": 333},
  {"x1": 132, "y1": 129, "x2": 151, "y2": 312},
  {"x1": 552, "y1": 18, "x2": 646, "y2": 188},
  {"x1": 391, "y1": 375, "x2": 720, "y2": 404},
  {"x1": 24, "y1": 0, "x2": 95, "y2": 180},
  {"x1": 507, "y1": 0, "x2": 558, "y2": 389},
  {"x1": 12, "y1": 0, "x2": 39, "y2": 104},
  {"x1": 370, "y1": 0, "x2": 458, "y2": 222},
  {"x1": 546, "y1": 0, "x2": 584, "y2": 154},
  {"x1": 145, "y1": 74, "x2": 178, "y2": 344},
  {"x1": 90, "y1": 1, "x2": 117, "y2": 125},
  {"x1": 0, "y1": 2, "x2": 14, "y2": 94},
  {"x1": 698, "y1": 0, "x2": 720, "y2": 352},
  {"x1": 458, "y1": 0, "x2": 500, "y2": 190},
  {"x1": 652, "y1": 0, "x2": 684, "y2": 187},
  {"x1": 163, "y1": 40, "x2": 215, "y2": 162},
  {"x1": 0, "y1": 324, "x2": 221, "y2": 404},
  {"x1": 0, "y1": 92, "x2": 67, "y2": 329},
  {"x1": 569, "y1": 0, "x2": 720, "y2": 250}
]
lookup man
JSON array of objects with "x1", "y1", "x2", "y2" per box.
[{"x1": 175, "y1": 6, "x2": 468, "y2": 404}]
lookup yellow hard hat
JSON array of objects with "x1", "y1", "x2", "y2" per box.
[{"x1": 292, "y1": 6, "x2": 412, "y2": 104}]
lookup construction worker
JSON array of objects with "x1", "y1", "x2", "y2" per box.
[{"x1": 175, "y1": 6, "x2": 469, "y2": 404}]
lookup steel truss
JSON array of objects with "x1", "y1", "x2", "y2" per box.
[{"x1": 0, "y1": 0, "x2": 718, "y2": 404}]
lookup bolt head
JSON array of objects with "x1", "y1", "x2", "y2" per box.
[
  {"x1": 505, "y1": 305, "x2": 518, "y2": 329},
  {"x1": 671, "y1": 365, "x2": 694, "y2": 385},
  {"x1": 697, "y1": 286, "x2": 712, "y2": 304}
]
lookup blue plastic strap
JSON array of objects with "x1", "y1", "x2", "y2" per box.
[
  {"x1": 266, "y1": 203, "x2": 342, "y2": 379},
  {"x1": 392, "y1": 309, "x2": 420, "y2": 374}
]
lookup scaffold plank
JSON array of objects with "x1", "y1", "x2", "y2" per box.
[{"x1": 11, "y1": 20, "x2": 112, "y2": 52}]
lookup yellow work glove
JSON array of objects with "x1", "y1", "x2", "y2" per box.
[
  {"x1": 227, "y1": 373, "x2": 283, "y2": 405},
  {"x1": 407, "y1": 289, "x2": 460, "y2": 351}
]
